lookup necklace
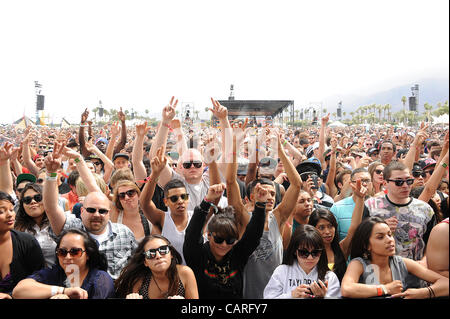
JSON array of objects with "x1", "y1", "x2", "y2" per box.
[{"x1": 152, "y1": 276, "x2": 168, "y2": 299}]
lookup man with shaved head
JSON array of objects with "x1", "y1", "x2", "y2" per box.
[{"x1": 44, "y1": 154, "x2": 137, "y2": 279}]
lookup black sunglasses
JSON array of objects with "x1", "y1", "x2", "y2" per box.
[
  {"x1": 118, "y1": 189, "x2": 138, "y2": 199},
  {"x1": 387, "y1": 178, "x2": 414, "y2": 186},
  {"x1": 297, "y1": 248, "x2": 323, "y2": 259},
  {"x1": 85, "y1": 207, "x2": 109, "y2": 214},
  {"x1": 143, "y1": 245, "x2": 170, "y2": 259},
  {"x1": 412, "y1": 171, "x2": 426, "y2": 178},
  {"x1": 209, "y1": 233, "x2": 237, "y2": 245},
  {"x1": 182, "y1": 161, "x2": 202, "y2": 169},
  {"x1": 168, "y1": 193, "x2": 189, "y2": 203},
  {"x1": 56, "y1": 247, "x2": 85, "y2": 258},
  {"x1": 22, "y1": 194, "x2": 43, "y2": 205},
  {"x1": 374, "y1": 169, "x2": 384, "y2": 175}
]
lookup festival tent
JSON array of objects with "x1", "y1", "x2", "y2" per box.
[
  {"x1": 328, "y1": 120, "x2": 347, "y2": 127},
  {"x1": 432, "y1": 114, "x2": 449, "y2": 124},
  {"x1": 13, "y1": 116, "x2": 36, "y2": 129}
]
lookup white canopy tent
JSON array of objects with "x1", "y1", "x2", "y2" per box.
[{"x1": 328, "y1": 120, "x2": 347, "y2": 127}]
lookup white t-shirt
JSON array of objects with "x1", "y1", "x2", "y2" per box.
[{"x1": 263, "y1": 262, "x2": 341, "y2": 299}]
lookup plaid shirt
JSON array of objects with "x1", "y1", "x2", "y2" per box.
[{"x1": 51, "y1": 212, "x2": 138, "y2": 280}]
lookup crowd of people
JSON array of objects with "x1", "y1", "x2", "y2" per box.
[{"x1": 0, "y1": 97, "x2": 448, "y2": 300}]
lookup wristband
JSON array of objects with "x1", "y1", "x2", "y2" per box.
[
  {"x1": 47, "y1": 172, "x2": 58, "y2": 178},
  {"x1": 46, "y1": 175, "x2": 58, "y2": 181},
  {"x1": 51, "y1": 286, "x2": 63, "y2": 296},
  {"x1": 381, "y1": 285, "x2": 388, "y2": 295},
  {"x1": 74, "y1": 157, "x2": 81, "y2": 163},
  {"x1": 376, "y1": 285, "x2": 383, "y2": 297},
  {"x1": 442, "y1": 162, "x2": 448, "y2": 169}
]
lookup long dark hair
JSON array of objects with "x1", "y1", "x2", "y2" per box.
[
  {"x1": 207, "y1": 206, "x2": 239, "y2": 240},
  {"x1": 0, "y1": 191, "x2": 15, "y2": 205},
  {"x1": 284, "y1": 224, "x2": 328, "y2": 281},
  {"x1": 56, "y1": 228, "x2": 108, "y2": 271},
  {"x1": 114, "y1": 235, "x2": 183, "y2": 298},
  {"x1": 349, "y1": 216, "x2": 387, "y2": 260},
  {"x1": 15, "y1": 183, "x2": 49, "y2": 235},
  {"x1": 308, "y1": 209, "x2": 347, "y2": 282}
]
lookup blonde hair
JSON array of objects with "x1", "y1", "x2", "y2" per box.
[
  {"x1": 113, "y1": 180, "x2": 141, "y2": 211},
  {"x1": 109, "y1": 168, "x2": 134, "y2": 189},
  {"x1": 75, "y1": 173, "x2": 108, "y2": 197}
]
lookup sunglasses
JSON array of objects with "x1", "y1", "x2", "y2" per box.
[
  {"x1": 182, "y1": 161, "x2": 202, "y2": 169},
  {"x1": 22, "y1": 194, "x2": 43, "y2": 205},
  {"x1": 387, "y1": 178, "x2": 414, "y2": 186},
  {"x1": 374, "y1": 169, "x2": 384, "y2": 175},
  {"x1": 168, "y1": 193, "x2": 189, "y2": 203},
  {"x1": 56, "y1": 247, "x2": 85, "y2": 258},
  {"x1": 412, "y1": 171, "x2": 426, "y2": 178},
  {"x1": 297, "y1": 248, "x2": 323, "y2": 259},
  {"x1": 118, "y1": 189, "x2": 138, "y2": 199},
  {"x1": 209, "y1": 233, "x2": 237, "y2": 245},
  {"x1": 93, "y1": 162, "x2": 102, "y2": 166},
  {"x1": 351, "y1": 178, "x2": 372, "y2": 184},
  {"x1": 143, "y1": 245, "x2": 170, "y2": 259},
  {"x1": 85, "y1": 207, "x2": 109, "y2": 214}
]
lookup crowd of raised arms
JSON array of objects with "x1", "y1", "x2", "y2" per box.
[{"x1": 0, "y1": 97, "x2": 448, "y2": 300}]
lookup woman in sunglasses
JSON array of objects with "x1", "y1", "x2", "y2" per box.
[
  {"x1": 13, "y1": 228, "x2": 114, "y2": 299},
  {"x1": 0, "y1": 191, "x2": 45, "y2": 299},
  {"x1": 115, "y1": 235, "x2": 198, "y2": 299},
  {"x1": 263, "y1": 224, "x2": 341, "y2": 298},
  {"x1": 14, "y1": 183, "x2": 57, "y2": 268},
  {"x1": 368, "y1": 161, "x2": 385, "y2": 197},
  {"x1": 341, "y1": 217, "x2": 448, "y2": 298},
  {"x1": 183, "y1": 182, "x2": 266, "y2": 299},
  {"x1": 111, "y1": 180, "x2": 152, "y2": 242}
]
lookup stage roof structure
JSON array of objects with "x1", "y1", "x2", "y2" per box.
[{"x1": 217, "y1": 100, "x2": 294, "y2": 118}]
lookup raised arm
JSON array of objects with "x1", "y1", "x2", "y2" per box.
[
  {"x1": 21, "y1": 134, "x2": 40, "y2": 177},
  {"x1": 140, "y1": 146, "x2": 167, "y2": 232},
  {"x1": 0, "y1": 142, "x2": 14, "y2": 195},
  {"x1": 419, "y1": 150, "x2": 449, "y2": 203},
  {"x1": 403, "y1": 122, "x2": 429, "y2": 171},
  {"x1": 273, "y1": 133, "x2": 302, "y2": 230},
  {"x1": 84, "y1": 140, "x2": 114, "y2": 184},
  {"x1": 209, "y1": 98, "x2": 232, "y2": 177},
  {"x1": 105, "y1": 121, "x2": 120, "y2": 160},
  {"x1": 435, "y1": 131, "x2": 449, "y2": 167},
  {"x1": 326, "y1": 136, "x2": 338, "y2": 198},
  {"x1": 132, "y1": 122, "x2": 151, "y2": 188},
  {"x1": 78, "y1": 108, "x2": 92, "y2": 158},
  {"x1": 318, "y1": 113, "x2": 330, "y2": 168},
  {"x1": 148, "y1": 97, "x2": 178, "y2": 188},
  {"x1": 43, "y1": 143, "x2": 67, "y2": 235},
  {"x1": 113, "y1": 107, "x2": 127, "y2": 155},
  {"x1": 340, "y1": 179, "x2": 366, "y2": 258}
]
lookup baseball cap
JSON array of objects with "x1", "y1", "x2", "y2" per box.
[
  {"x1": 16, "y1": 173, "x2": 37, "y2": 187},
  {"x1": 237, "y1": 163, "x2": 248, "y2": 175},
  {"x1": 296, "y1": 158, "x2": 322, "y2": 180},
  {"x1": 367, "y1": 147, "x2": 379, "y2": 156},
  {"x1": 306, "y1": 142, "x2": 320, "y2": 158},
  {"x1": 113, "y1": 153, "x2": 130, "y2": 162},
  {"x1": 412, "y1": 163, "x2": 422, "y2": 172},
  {"x1": 259, "y1": 157, "x2": 278, "y2": 169},
  {"x1": 95, "y1": 137, "x2": 108, "y2": 146},
  {"x1": 419, "y1": 158, "x2": 436, "y2": 170}
]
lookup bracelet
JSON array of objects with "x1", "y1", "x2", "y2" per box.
[
  {"x1": 46, "y1": 175, "x2": 58, "y2": 181},
  {"x1": 47, "y1": 172, "x2": 58, "y2": 178},
  {"x1": 442, "y1": 162, "x2": 448, "y2": 169},
  {"x1": 381, "y1": 285, "x2": 388, "y2": 295},
  {"x1": 74, "y1": 157, "x2": 81, "y2": 163},
  {"x1": 282, "y1": 140, "x2": 288, "y2": 146},
  {"x1": 51, "y1": 286, "x2": 64, "y2": 296},
  {"x1": 376, "y1": 285, "x2": 383, "y2": 297}
]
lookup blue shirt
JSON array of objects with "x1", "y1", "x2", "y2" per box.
[
  {"x1": 330, "y1": 196, "x2": 370, "y2": 241},
  {"x1": 29, "y1": 265, "x2": 115, "y2": 299}
]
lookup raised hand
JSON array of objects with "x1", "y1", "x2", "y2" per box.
[
  {"x1": 253, "y1": 183, "x2": 271, "y2": 203},
  {"x1": 209, "y1": 98, "x2": 228, "y2": 120},
  {"x1": 351, "y1": 179, "x2": 368, "y2": 199},
  {"x1": 162, "y1": 96, "x2": 178, "y2": 124},
  {"x1": 321, "y1": 113, "x2": 330, "y2": 126},
  {"x1": 150, "y1": 146, "x2": 167, "y2": 177},
  {"x1": 0, "y1": 142, "x2": 14, "y2": 164},
  {"x1": 136, "y1": 121, "x2": 151, "y2": 137},
  {"x1": 117, "y1": 107, "x2": 126, "y2": 122},
  {"x1": 81, "y1": 108, "x2": 89, "y2": 123},
  {"x1": 205, "y1": 183, "x2": 226, "y2": 202}
]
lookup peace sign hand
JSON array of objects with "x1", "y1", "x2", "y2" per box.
[{"x1": 162, "y1": 96, "x2": 178, "y2": 124}]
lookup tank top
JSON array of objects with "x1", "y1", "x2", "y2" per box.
[
  {"x1": 138, "y1": 271, "x2": 185, "y2": 299},
  {"x1": 161, "y1": 210, "x2": 193, "y2": 265},
  {"x1": 117, "y1": 209, "x2": 151, "y2": 241}
]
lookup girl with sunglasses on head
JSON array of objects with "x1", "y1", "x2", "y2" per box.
[
  {"x1": 263, "y1": 224, "x2": 341, "y2": 299},
  {"x1": 115, "y1": 235, "x2": 198, "y2": 299},
  {"x1": 13, "y1": 228, "x2": 114, "y2": 299},
  {"x1": 183, "y1": 182, "x2": 266, "y2": 299},
  {"x1": 0, "y1": 191, "x2": 45, "y2": 299},
  {"x1": 111, "y1": 180, "x2": 153, "y2": 242},
  {"x1": 341, "y1": 217, "x2": 448, "y2": 299}
]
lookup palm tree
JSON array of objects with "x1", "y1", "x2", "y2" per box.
[
  {"x1": 423, "y1": 103, "x2": 433, "y2": 122},
  {"x1": 376, "y1": 105, "x2": 383, "y2": 123},
  {"x1": 332, "y1": 112, "x2": 337, "y2": 120},
  {"x1": 401, "y1": 96, "x2": 407, "y2": 123}
]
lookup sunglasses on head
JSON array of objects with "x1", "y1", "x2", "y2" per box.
[
  {"x1": 56, "y1": 247, "x2": 85, "y2": 258},
  {"x1": 85, "y1": 207, "x2": 109, "y2": 214},
  {"x1": 387, "y1": 178, "x2": 414, "y2": 186},
  {"x1": 209, "y1": 233, "x2": 237, "y2": 245},
  {"x1": 182, "y1": 161, "x2": 202, "y2": 169},
  {"x1": 143, "y1": 245, "x2": 170, "y2": 259},
  {"x1": 22, "y1": 194, "x2": 43, "y2": 205},
  {"x1": 374, "y1": 169, "x2": 384, "y2": 175},
  {"x1": 412, "y1": 171, "x2": 426, "y2": 178},
  {"x1": 297, "y1": 248, "x2": 323, "y2": 259},
  {"x1": 118, "y1": 189, "x2": 138, "y2": 199},
  {"x1": 168, "y1": 193, "x2": 189, "y2": 203}
]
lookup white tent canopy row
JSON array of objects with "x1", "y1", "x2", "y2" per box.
[
  {"x1": 432, "y1": 114, "x2": 449, "y2": 124},
  {"x1": 328, "y1": 120, "x2": 347, "y2": 127}
]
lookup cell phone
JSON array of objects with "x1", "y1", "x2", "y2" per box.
[{"x1": 311, "y1": 174, "x2": 319, "y2": 189}]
